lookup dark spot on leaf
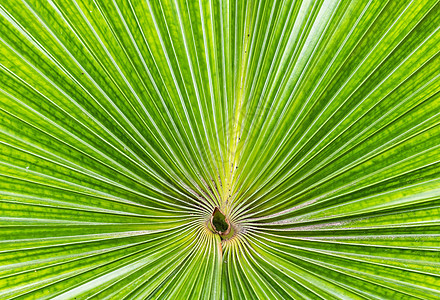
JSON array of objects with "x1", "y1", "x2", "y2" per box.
[{"x1": 211, "y1": 207, "x2": 229, "y2": 233}]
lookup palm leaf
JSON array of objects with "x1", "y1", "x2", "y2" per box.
[{"x1": 1, "y1": 0, "x2": 440, "y2": 298}]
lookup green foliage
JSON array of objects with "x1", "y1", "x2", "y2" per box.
[{"x1": 1, "y1": 0, "x2": 440, "y2": 299}]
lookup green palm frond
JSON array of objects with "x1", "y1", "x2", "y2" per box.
[{"x1": 1, "y1": 0, "x2": 440, "y2": 299}]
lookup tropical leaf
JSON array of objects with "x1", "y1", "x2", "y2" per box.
[{"x1": 1, "y1": 0, "x2": 440, "y2": 299}]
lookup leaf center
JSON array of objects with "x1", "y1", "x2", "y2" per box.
[{"x1": 211, "y1": 207, "x2": 230, "y2": 234}]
